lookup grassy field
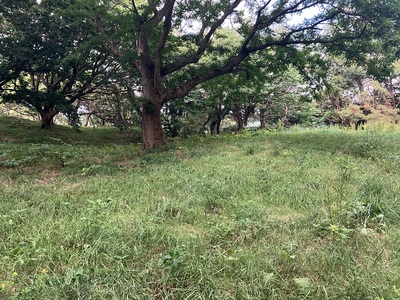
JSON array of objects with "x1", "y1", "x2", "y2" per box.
[{"x1": 1, "y1": 117, "x2": 400, "y2": 299}]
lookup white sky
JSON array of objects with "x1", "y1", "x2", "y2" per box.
[{"x1": 287, "y1": 5, "x2": 320, "y2": 25}]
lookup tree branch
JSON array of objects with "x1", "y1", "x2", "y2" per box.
[
  {"x1": 163, "y1": 49, "x2": 249, "y2": 101},
  {"x1": 161, "y1": 0, "x2": 242, "y2": 76},
  {"x1": 154, "y1": 0, "x2": 175, "y2": 90},
  {"x1": 131, "y1": 0, "x2": 139, "y2": 15},
  {"x1": 163, "y1": 15, "x2": 369, "y2": 102}
]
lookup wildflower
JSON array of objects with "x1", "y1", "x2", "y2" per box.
[
  {"x1": 1, "y1": 282, "x2": 6, "y2": 289},
  {"x1": 41, "y1": 269, "x2": 48, "y2": 274},
  {"x1": 329, "y1": 224, "x2": 340, "y2": 232},
  {"x1": 12, "y1": 272, "x2": 18, "y2": 277}
]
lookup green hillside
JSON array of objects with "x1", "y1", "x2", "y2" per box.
[{"x1": 1, "y1": 116, "x2": 400, "y2": 299}]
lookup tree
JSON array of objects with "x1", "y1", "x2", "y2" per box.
[
  {"x1": 322, "y1": 0, "x2": 400, "y2": 124},
  {"x1": 94, "y1": 0, "x2": 399, "y2": 148},
  {"x1": 192, "y1": 42, "x2": 321, "y2": 132},
  {"x1": 316, "y1": 55, "x2": 400, "y2": 128},
  {"x1": 257, "y1": 65, "x2": 313, "y2": 128},
  {"x1": 77, "y1": 67, "x2": 141, "y2": 129},
  {"x1": 0, "y1": 0, "x2": 116, "y2": 128}
]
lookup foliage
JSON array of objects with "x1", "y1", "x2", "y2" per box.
[
  {"x1": 0, "y1": 0, "x2": 116, "y2": 128},
  {"x1": 1, "y1": 0, "x2": 399, "y2": 146},
  {"x1": 317, "y1": 55, "x2": 400, "y2": 127},
  {"x1": 95, "y1": 0, "x2": 400, "y2": 148}
]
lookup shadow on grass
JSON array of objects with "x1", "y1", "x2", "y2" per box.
[{"x1": 0, "y1": 115, "x2": 142, "y2": 146}]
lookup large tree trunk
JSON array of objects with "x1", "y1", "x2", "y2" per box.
[
  {"x1": 138, "y1": 43, "x2": 169, "y2": 149},
  {"x1": 40, "y1": 115, "x2": 53, "y2": 129},
  {"x1": 39, "y1": 106, "x2": 59, "y2": 129},
  {"x1": 141, "y1": 102, "x2": 167, "y2": 149}
]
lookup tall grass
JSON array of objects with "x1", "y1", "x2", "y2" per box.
[{"x1": 1, "y1": 117, "x2": 400, "y2": 299}]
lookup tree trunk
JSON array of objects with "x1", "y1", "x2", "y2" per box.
[
  {"x1": 209, "y1": 105, "x2": 227, "y2": 135},
  {"x1": 216, "y1": 117, "x2": 223, "y2": 135},
  {"x1": 138, "y1": 46, "x2": 168, "y2": 149},
  {"x1": 260, "y1": 108, "x2": 266, "y2": 129},
  {"x1": 236, "y1": 116, "x2": 244, "y2": 132},
  {"x1": 115, "y1": 100, "x2": 125, "y2": 130},
  {"x1": 233, "y1": 105, "x2": 245, "y2": 132},
  {"x1": 141, "y1": 102, "x2": 167, "y2": 149},
  {"x1": 40, "y1": 108, "x2": 59, "y2": 129},
  {"x1": 210, "y1": 120, "x2": 217, "y2": 135},
  {"x1": 209, "y1": 116, "x2": 224, "y2": 135},
  {"x1": 40, "y1": 114, "x2": 54, "y2": 129},
  {"x1": 243, "y1": 105, "x2": 254, "y2": 128},
  {"x1": 84, "y1": 113, "x2": 92, "y2": 127}
]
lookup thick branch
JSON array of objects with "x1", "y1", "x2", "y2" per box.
[
  {"x1": 94, "y1": 15, "x2": 139, "y2": 70},
  {"x1": 147, "y1": 0, "x2": 173, "y2": 26},
  {"x1": 163, "y1": 17, "x2": 369, "y2": 102},
  {"x1": 131, "y1": 0, "x2": 139, "y2": 14},
  {"x1": 154, "y1": 0, "x2": 175, "y2": 90},
  {"x1": 242, "y1": 0, "x2": 325, "y2": 49},
  {"x1": 248, "y1": 23, "x2": 369, "y2": 52},
  {"x1": 161, "y1": 0, "x2": 242, "y2": 76},
  {"x1": 163, "y1": 49, "x2": 249, "y2": 101}
]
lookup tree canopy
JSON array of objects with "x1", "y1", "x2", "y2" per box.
[
  {"x1": 0, "y1": 0, "x2": 116, "y2": 128},
  {"x1": 1, "y1": 0, "x2": 399, "y2": 147},
  {"x1": 95, "y1": 0, "x2": 400, "y2": 148}
]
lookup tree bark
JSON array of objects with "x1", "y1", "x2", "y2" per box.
[
  {"x1": 232, "y1": 104, "x2": 245, "y2": 132},
  {"x1": 236, "y1": 115, "x2": 245, "y2": 132},
  {"x1": 232, "y1": 103, "x2": 254, "y2": 132},
  {"x1": 216, "y1": 118, "x2": 222, "y2": 135},
  {"x1": 84, "y1": 113, "x2": 92, "y2": 126},
  {"x1": 210, "y1": 118, "x2": 223, "y2": 135},
  {"x1": 115, "y1": 101, "x2": 125, "y2": 130},
  {"x1": 40, "y1": 113, "x2": 54, "y2": 129},
  {"x1": 39, "y1": 106, "x2": 59, "y2": 129},
  {"x1": 260, "y1": 108, "x2": 266, "y2": 129},
  {"x1": 208, "y1": 104, "x2": 228, "y2": 135},
  {"x1": 141, "y1": 102, "x2": 167, "y2": 149},
  {"x1": 243, "y1": 105, "x2": 254, "y2": 127},
  {"x1": 210, "y1": 120, "x2": 217, "y2": 135}
]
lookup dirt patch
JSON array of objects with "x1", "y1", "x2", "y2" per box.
[
  {"x1": 118, "y1": 160, "x2": 135, "y2": 168},
  {"x1": 0, "y1": 176, "x2": 13, "y2": 187},
  {"x1": 93, "y1": 157, "x2": 102, "y2": 164},
  {"x1": 267, "y1": 207, "x2": 303, "y2": 221},
  {"x1": 35, "y1": 170, "x2": 62, "y2": 186},
  {"x1": 168, "y1": 224, "x2": 203, "y2": 237},
  {"x1": 63, "y1": 181, "x2": 83, "y2": 189}
]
